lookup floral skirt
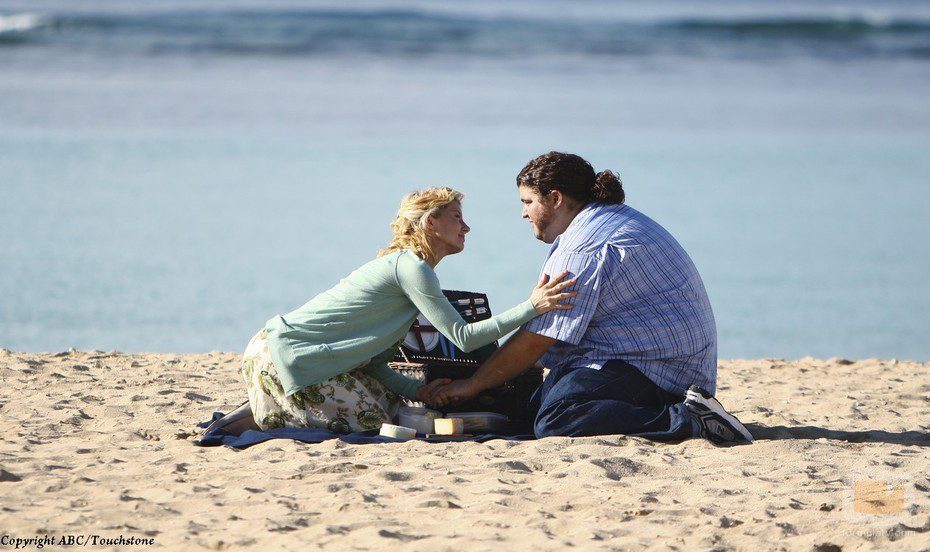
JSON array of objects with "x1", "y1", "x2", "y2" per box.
[{"x1": 241, "y1": 329, "x2": 402, "y2": 433}]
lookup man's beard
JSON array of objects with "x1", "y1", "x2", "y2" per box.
[{"x1": 532, "y1": 211, "x2": 554, "y2": 243}]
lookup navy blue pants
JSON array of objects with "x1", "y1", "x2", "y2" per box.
[{"x1": 528, "y1": 359, "x2": 696, "y2": 441}]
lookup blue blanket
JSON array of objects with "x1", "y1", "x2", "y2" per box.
[{"x1": 196, "y1": 412, "x2": 533, "y2": 448}]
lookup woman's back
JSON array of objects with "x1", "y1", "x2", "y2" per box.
[
  {"x1": 279, "y1": 250, "x2": 415, "y2": 342},
  {"x1": 266, "y1": 250, "x2": 425, "y2": 395}
]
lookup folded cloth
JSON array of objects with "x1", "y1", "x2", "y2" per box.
[{"x1": 196, "y1": 411, "x2": 533, "y2": 448}]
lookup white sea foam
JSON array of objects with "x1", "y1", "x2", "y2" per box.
[
  {"x1": 0, "y1": 13, "x2": 45, "y2": 34},
  {"x1": 830, "y1": 8, "x2": 894, "y2": 27}
]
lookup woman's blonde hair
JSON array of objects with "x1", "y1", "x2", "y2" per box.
[{"x1": 379, "y1": 186, "x2": 465, "y2": 261}]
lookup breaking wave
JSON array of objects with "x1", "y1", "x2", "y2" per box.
[{"x1": 1, "y1": 9, "x2": 928, "y2": 60}]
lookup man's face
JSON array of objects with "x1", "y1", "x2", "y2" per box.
[{"x1": 519, "y1": 186, "x2": 557, "y2": 243}]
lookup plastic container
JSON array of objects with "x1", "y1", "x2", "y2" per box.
[
  {"x1": 450, "y1": 412, "x2": 510, "y2": 434},
  {"x1": 397, "y1": 406, "x2": 442, "y2": 435}
]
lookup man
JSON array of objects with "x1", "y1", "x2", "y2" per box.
[{"x1": 431, "y1": 152, "x2": 753, "y2": 445}]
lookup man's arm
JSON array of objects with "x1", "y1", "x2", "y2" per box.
[{"x1": 429, "y1": 329, "x2": 555, "y2": 408}]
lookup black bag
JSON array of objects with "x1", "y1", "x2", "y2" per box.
[
  {"x1": 393, "y1": 290, "x2": 497, "y2": 364},
  {"x1": 391, "y1": 360, "x2": 542, "y2": 428},
  {"x1": 390, "y1": 290, "x2": 542, "y2": 428}
]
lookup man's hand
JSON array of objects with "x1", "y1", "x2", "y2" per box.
[
  {"x1": 425, "y1": 329, "x2": 556, "y2": 410},
  {"x1": 427, "y1": 378, "x2": 480, "y2": 409},
  {"x1": 415, "y1": 378, "x2": 452, "y2": 403}
]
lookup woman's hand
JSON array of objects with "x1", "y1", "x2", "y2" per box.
[
  {"x1": 529, "y1": 271, "x2": 578, "y2": 315},
  {"x1": 415, "y1": 378, "x2": 452, "y2": 404}
]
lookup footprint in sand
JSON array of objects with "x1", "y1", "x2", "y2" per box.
[
  {"x1": 417, "y1": 499, "x2": 462, "y2": 509},
  {"x1": 590, "y1": 457, "x2": 649, "y2": 480},
  {"x1": 719, "y1": 516, "x2": 744, "y2": 528},
  {"x1": 126, "y1": 430, "x2": 160, "y2": 441},
  {"x1": 492, "y1": 460, "x2": 535, "y2": 473},
  {"x1": 382, "y1": 471, "x2": 413, "y2": 482},
  {"x1": 184, "y1": 392, "x2": 214, "y2": 402},
  {"x1": 0, "y1": 469, "x2": 22, "y2": 482},
  {"x1": 378, "y1": 529, "x2": 427, "y2": 542}
]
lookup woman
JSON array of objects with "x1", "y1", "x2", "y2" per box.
[{"x1": 222, "y1": 187, "x2": 576, "y2": 435}]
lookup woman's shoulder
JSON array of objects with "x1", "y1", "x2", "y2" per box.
[
  {"x1": 395, "y1": 249, "x2": 430, "y2": 270},
  {"x1": 395, "y1": 248, "x2": 424, "y2": 264},
  {"x1": 348, "y1": 249, "x2": 430, "y2": 284},
  {"x1": 394, "y1": 249, "x2": 438, "y2": 286}
]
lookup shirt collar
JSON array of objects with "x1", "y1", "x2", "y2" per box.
[
  {"x1": 547, "y1": 202, "x2": 601, "y2": 256},
  {"x1": 566, "y1": 201, "x2": 601, "y2": 233}
]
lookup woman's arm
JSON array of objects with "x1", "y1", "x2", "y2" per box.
[
  {"x1": 359, "y1": 346, "x2": 421, "y2": 399},
  {"x1": 360, "y1": 346, "x2": 451, "y2": 402},
  {"x1": 395, "y1": 252, "x2": 575, "y2": 353}
]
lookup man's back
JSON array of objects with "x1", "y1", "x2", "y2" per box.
[{"x1": 526, "y1": 202, "x2": 717, "y2": 396}]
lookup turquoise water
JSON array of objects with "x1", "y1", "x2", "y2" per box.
[{"x1": 1, "y1": 0, "x2": 929, "y2": 360}]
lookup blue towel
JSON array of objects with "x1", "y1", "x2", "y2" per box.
[{"x1": 196, "y1": 412, "x2": 534, "y2": 448}]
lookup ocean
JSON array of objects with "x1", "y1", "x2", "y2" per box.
[{"x1": 1, "y1": 0, "x2": 928, "y2": 361}]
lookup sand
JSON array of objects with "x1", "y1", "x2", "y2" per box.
[{"x1": 1, "y1": 349, "x2": 928, "y2": 550}]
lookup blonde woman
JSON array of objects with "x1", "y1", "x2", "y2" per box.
[{"x1": 218, "y1": 187, "x2": 576, "y2": 435}]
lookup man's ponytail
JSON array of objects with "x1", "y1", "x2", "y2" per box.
[{"x1": 592, "y1": 170, "x2": 624, "y2": 205}]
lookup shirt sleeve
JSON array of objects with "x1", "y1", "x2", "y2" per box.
[
  {"x1": 395, "y1": 251, "x2": 538, "y2": 353},
  {"x1": 359, "y1": 346, "x2": 421, "y2": 400},
  {"x1": 524, "y1": 251, "x2": 601, "y2": 345}
]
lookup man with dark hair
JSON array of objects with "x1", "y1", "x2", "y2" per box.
[{"x1": 431, "y1": 152, "x2": 753, "y2": 445}]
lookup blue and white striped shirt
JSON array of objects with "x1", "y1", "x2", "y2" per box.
[{"x1": 525, "y1": 202, "x2": 717, "y2": 396}]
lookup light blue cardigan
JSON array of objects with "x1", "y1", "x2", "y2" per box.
[{"x1": 266, "y1": 250, "x2": 538, "y2": 398}]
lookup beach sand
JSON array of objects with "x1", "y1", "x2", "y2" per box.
[{"x1": 1, "y1": 349, "x2": 928, "y2": 550}]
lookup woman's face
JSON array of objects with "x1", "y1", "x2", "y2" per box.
[{"x1": 428, "y1": 200, "x2": 470, "y2": 256}]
